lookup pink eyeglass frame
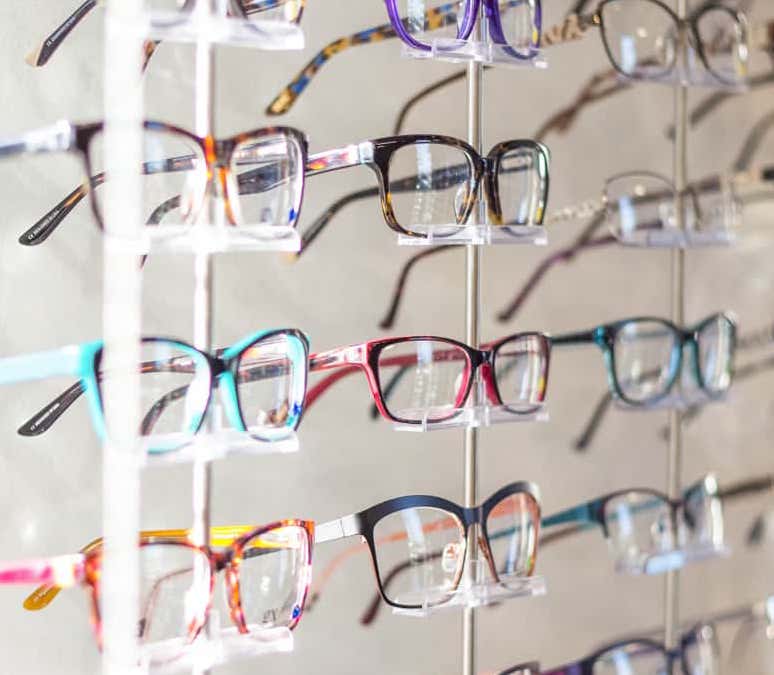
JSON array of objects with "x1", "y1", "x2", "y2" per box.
[{"x1": 306, "y1": 332, "x2": 552, "y2": 425}]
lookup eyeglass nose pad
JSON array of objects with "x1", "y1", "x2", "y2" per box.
[
  {"x1": 477, "y1": 533, "x2": 499, "y2": 581},
  {"x1": 453, "y1": 183, "x2": 470, "y2": 224},
  {"x1": 180, "y1": 166, "x2": 206, "y2": 224},
  {"x1": 651, "y1": 511, "x2": 677, "y2": 552},
  {"x1": 441, "y1": 541, "x2": 465, "y2": 575}
]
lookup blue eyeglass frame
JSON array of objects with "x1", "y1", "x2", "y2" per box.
[
  {"x1": 550, "y1": 312, "x2": 737, "y2": 407},
  {"x1": 0, "y1": 328, "x2": 309, "y2": 454}
]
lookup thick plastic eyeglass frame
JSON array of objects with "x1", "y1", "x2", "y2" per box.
[
  {"x1": 297, "y1": 137, "x2": 550, "y2": 255},
  {"x1": 315, "y1": 481, "x2": 541, "y2": 611},
  {"x1": 306, "y1": 331, "x2": 551, "y2": 425},
  {"x1": 7, "y1": 329, "x2": 309, "y2": 452},
  {"x1": 551, "y1": 312, "x2": 737, "y2": 407},
  {"x1": 26, "y1": 0, "x2": 306, "y2": 68},
  {"x1": 10, "y1": 121, "x2": 308, "y2": 247},
  {"x1": 0, "y1": 520, "x2": 315, "y2": 652}
]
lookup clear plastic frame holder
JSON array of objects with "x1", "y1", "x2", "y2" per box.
[
  {"x1": 613, "y1": 385, "x2": 725, "y2": 414},
  {"x1": 133, "y1": 6, "x2": 304, "y2": 50},
  {"x1": 402, "y1": 40, "x2": 546, "y2": 68},
  {"x1": 393, "y1": 403, "x2": 548, "y2": 432},
  {"x1": 397, "y1": 224, "x2": 548, "y2": 247},
  {"x1": 614, "y1": 542, "x2": 731, "y2": 576},
  {"x1": 392, "y1": 565, "x2": 546, "y2": 617},
  {"x1": 141, "y1": 622, "x2": 293, "y2": 674}
]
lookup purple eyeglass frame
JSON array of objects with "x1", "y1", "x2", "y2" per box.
[{"x1": 382, "y1": 0, "x2": 543, "y2": 56}]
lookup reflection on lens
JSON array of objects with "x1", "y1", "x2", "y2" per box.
[
  {"x1": 98, "y1": 341, "x2": 211, "y2": 451},
  {"x1": 603, "y1": 492, "x2": 673, "y2": 565},
  {"x1": 238, "y1": 525, "x2": 310, "y2": 630},
  {"x1": 486, "y1": 492, "x2": 538, "y2": 586},
  {"x1": 695, "y1": 7, "x2": 748, "y2": 84},
  {"x1": 377, "y1": 340, "x2": 470, "y2": 423},
  {"x1": 240, "y1": 0, "x2": 305, "y2": 24},
  {"x1": 87, "y1": 127, "x2": 207, "y2": 234},
  {"x1": 400, "y1": 0, "x2": 467, "y2": 45},
  {"x1": 605, "y1": 173, "x2": 674, "y2": 243},
  {"x1": 388, "y1": 142, "x2": 475, "y2": 236},
  {"x1": 601, "y1": 0, "x2": 677, "y2": 78},
  {"x1": 697, "y1": 315, "x2": 734, "y2": 395},
  {"x1": 682, "y1": 477, "x2": 723, "y2": 551},
  {"x1": 492, "y1": 335, "x2": 547, "y2": 412},
  {"x1": 592, "y1": 641, "x2": 669, "y2": 674},
  {"x1": 612, "y1": 319, "x2": 678, "y2": 403},
  {"x1": 237, "y1": 333, "x2": 306, "y2": 440},
  {"x1": 230, "y1": 133, "x2": 303, "y2": 231},
  {"x1": 372, "y1": 507, "x2": 465, "y2": 606},
  {"x1": 136, "y1": 543, "x2": 211, "y2": 659},
  {"x1": 494, "y1": 146, "x2": 547, "y2": 227}
]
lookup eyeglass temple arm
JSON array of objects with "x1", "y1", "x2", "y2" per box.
[
  {"x1": 378, "y1": 247, "x2": 462, "y2": 331},
  {"x1": 732, "y1": 109, "x2": 774, "y2": 173},
  {"x1": 304, "y1": 347, "x2": 366, "y2": 413},
  {"x1": 17, "y1": 351, "x2": 213, "y2": 438},
  {"x1": 497, "y1": 235, "x2": 612, "y2": 323},
  {"x1": 24, "y1": 152, "x2": 198, "y2": 246},
  {"x1": 27, "y1": 0, "x2": 160, "y2": 69}
]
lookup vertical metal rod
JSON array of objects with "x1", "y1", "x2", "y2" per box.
[
  {"x1": 190, "y1": 3, "x2": 220, "y2": 673},
  {"x1": 665, "y1": 0, "x2": 688, "y2": 659},
  {"x1": 101, "y1": 1, "x2": 143, "y2": 673},
  {"x1": 462, "y1": 9, "x2": 484, "y2": 675}
]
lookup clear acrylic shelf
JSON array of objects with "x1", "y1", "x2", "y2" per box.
[
  {"x1": 141, "y1": 429, "x2": 299, "y2": 466},
  {"x1": 614, "y1": 541, "x2": 731, "y2": 576},
  {"x1": 133, "y1": 10, "x2": 304, "y2": 50},
  {"x1": 141, "y1": 622, "x2": 293, "y2": 673},
  {"x1": 402, "y1": 41, "x2": 546, "y2": 68},
  {"x1": 397, "y1": 224, "x2": 548, "y2": 247},
  {"x1": 613, "y1": 386, "x2": 723, "y2": 413},
  {"x1": 392, "y1": 403, "x2": 548, "y2": 432},
  {"x1": 392, "y1": 564, "x2": 546, "y2": 617},
  {"x1": 128, "y1": 224, "x2": 302, "y2": 255}
]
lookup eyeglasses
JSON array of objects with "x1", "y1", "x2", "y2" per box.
[
  {"x1": 378, "y1": 161, "x2": 774, "y2": 329},
  {"x1": 384, "y1": 0, "x2": 541, "y2": 56},
  {"x1": 4, "y1": 329, "x2": 309, "y2": 452},
  {"x1": 315, "y1": 482, "x2": 541, "y2": 611},
  {"x1": 310, "y1": 471, "x2": 771, "y2": 626},
  {"x1": 542, "y1": 474, "x2": 725, "y2": 575},
  {"x1": 306, "y1": 332, "x2": 551, "y2": 426},
  {"x1": 21, "y1": 129, "x2": 548, "y2": 250},
  {"x1": 0, "y1": 522, "x2": 314, "y2": 665},
  {"x1": 575, "y1": 322, "x2": 774, "y2": 451},
  {"x1": 511, "y1": 625, "x2": 721, "y2": 675},
  {"x1": 27, "y1": 0, "x2": 306, "y2": 68},
  {"x1": 552, "y1": 313, "x2": 736, "y2": 407},
  {"x1": 297, "y1": 136, "x2": 550, "y2": 252},
  {"x1": 7, "y1": 121, "x2": 308, "y2": 247}
]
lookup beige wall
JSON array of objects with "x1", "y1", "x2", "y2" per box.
[{"x1": 0, "y1": 1, "x2": 772, "y2": 673}]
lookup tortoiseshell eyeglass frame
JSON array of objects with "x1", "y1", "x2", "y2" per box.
[
  {"x1": 17, "y1": 121, "x2": 308, "y2": 247},
  {"x1": 27, "y1": 0, "x2": 306, "y2": 68},
  {"x1": 299, "y1": 136, "x2": 550, "y2": 252},
  {"x1": 0, "y1": 521, "x2": 315, "y2": 653}
]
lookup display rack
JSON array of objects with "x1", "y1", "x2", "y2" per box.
[
  {"x1": 664, "y1": 0, "x2": 689, "y2": 654},
  {"x1": 101, "y1": 1, "x2": 306, "y2": 672}
]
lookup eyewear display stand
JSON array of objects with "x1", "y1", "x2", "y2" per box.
[
  {"x1": 403, "y1": 40, "x2": 546, "y2": 68},
  {"x1": 664, "y1": 0, "x2": 689, "y2": 658},
  {"x1": 397, "y1": 224, "x2": 548, "y2": 247},
  {"x1": 391, "y1": 568, "x2": 546, "y2": 618},
  {"x1": 101, "y1": 2, "x2": 302, "y2": 673},
  {"x1": 613, "y1": 542, "x2": 731, "y2": 577}
]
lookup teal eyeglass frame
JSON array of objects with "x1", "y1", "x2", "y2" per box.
[
  {"x1": 551, "y1": 313, "x2": 736, "y2": 407},
  {"x1": 1, "y1": 329, "x2": 309, "y2": 454}
]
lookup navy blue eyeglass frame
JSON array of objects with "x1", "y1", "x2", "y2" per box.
[
  {"x1": 532, "y1": 629, "x2": 711, "y2": 675},
  {"x1": 314, "y1": 481, "x2": 541, "y2": 611},
  {"x1": 551, "y1": 313, "x2": 737, "y2": 407}
]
